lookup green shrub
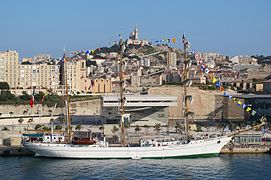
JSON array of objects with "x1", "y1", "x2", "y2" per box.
[
  {"x1": 34, "y1": 124, "x2": 42, "y2": 130},
  {"x1": 0, "y1": 91, "x2": 16, "y2": 101},
  {"x1": 20, "y1": 91, "x2": 31, "y2": 100},
  {"x1": 55, "y1": 125, "x2": 62, "y2": 130},
  {"x1": 0, "y1": 82, "x2": 10, "y2": 90},
  {"x1": 42, "y1": 126, "x2": 50, "y2": 130}
]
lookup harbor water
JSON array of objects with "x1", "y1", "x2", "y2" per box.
[{"x1": 0, "y1": 154, "x2": 270, "y2": 179}]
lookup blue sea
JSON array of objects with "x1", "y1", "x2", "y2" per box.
[{"x1": 0, "y1": 154, "x2": 270, "y2": 180}]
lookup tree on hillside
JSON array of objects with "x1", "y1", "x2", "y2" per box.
[
  {"x1": 34, "y1": 124, "x2": 42, "y2": 130},
  {"x1": 55, "y1": 125, "x2": 62, "y2": 130},
  {"x1": 20, "y1": 91, "x2": 31, "y2": 101},
  {"x1": 0, "y1": 82, "x2": 9, "y2": 90},
  {"x1": 43, "y1": 94, "x2": 65, "y2": 108},
  {"x1": 28, "y1": 118, "x2": 34, "y2": 124},
  {"x1": 0, "y1": 91, "x2": 16, "y2": 101},
  {"x1": 23, "y1": 109, "x2": 28, "y2": 115},
  {"x1": 18, "y1": 118, "x2": 24, "y2": 124},
  {"x1": 34, "y1": 91, "x2": 45, "y2": 102},
  {"x1": 9, "y1": 111, "x2": 14, "y2": 117},
  {"x1": 154, "y1": 123, "x2": 161, "y2": 135},
  {"x1": 48, "y1": 109, "x2": 53, "y2": 116}
]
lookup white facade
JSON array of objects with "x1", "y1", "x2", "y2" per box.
[
  {"x1": 18, "y1": 63, "x2": 60, "y2": 90},
  {"x1": 229, "y1": 56, "x2": 240, "y2": 64},
  {"x1": 103, "y1": 95, "x2": 177, "y2": 107},
  {"x1": 167, "y1": 52, "x2": 177, "y2": 66},
  {"x1": 43, "y1": 134, "x2": 65, "y2": 143},
  {"x1": 65, "y1": 59, "x2": 87, "y2": 94},
  {"x1": 0, "y1": 51, "x2": 19, "y2": 88}
]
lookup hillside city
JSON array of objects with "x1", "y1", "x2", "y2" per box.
[
  {"x1": 0, "y1": 26, "x2": 271, "y2": 150},
  {"x1": 1, "y1": 27, "x2": 271, "y2": 94},
  {"x1": 1, "y1": 27, "x2": 271, "y2": 105},
  {"x1": 2, "y1": 0, "x2": 271, "y2": 178}
]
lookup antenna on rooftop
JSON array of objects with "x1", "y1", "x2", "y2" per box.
[{"x1": 63, "y1": 45, "x2": 66, "y2": 54}]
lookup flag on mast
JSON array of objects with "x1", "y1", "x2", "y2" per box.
[
  {"x1": 30, "y1": 88, "x2": 35, "y2": 108},
  {"x1": 40, "y1": 92, "x2": 48, "y2": 104},
  {"x1": 182, "y1": 33, "x2": 190, "y2": 48}
]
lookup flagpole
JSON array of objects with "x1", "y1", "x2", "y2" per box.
[
  {"x1": 182, "y1": 34, "x2": 190, "y2": 137},
  {"x1": 119, "y1": 37, "x2": 125, "y2": 146},
  {"x1": 63, "y1": 54, "x2": 71, "y2": 143}
]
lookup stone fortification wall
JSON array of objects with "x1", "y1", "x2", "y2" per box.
[
  {"x1": 148, "y1": 86, "x2": 237, "y2": 120},
  {"x1": 0, "y1": 99, "x2": 102, "y2": 117}
]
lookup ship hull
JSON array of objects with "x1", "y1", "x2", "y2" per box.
[{"x1": 22, "y1": 136, "x2": 231, "y2": 159}]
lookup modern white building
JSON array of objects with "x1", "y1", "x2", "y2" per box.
[{"x1": 102, "y1": 95, "x2": 177, "y2": 126}]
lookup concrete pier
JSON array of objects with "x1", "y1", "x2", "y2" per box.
[{"x1": 221, "y1": 145, "x2": 271, "y2": 154}]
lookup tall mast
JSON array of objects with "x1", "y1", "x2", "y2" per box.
[
  {"x1": 182, "y1": 34, "x2": 190, "y2": 136},
  {"x1": 64, "y1": 55, "x2": 71, "y2": 143},
  {"x1": 119, "y1": 37, "x2": 125, "y2": 145}
]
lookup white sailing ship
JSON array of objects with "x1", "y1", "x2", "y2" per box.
[
  {"x1": 22, "y1": 136, "x2": 231, "y2": 159},
  {"x1": 22, "y1": 35, "x2": 232, "y2": 159}
]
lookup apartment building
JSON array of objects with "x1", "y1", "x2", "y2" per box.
[
  {"x1": 91, "y1": 78, "x2": 112, "y2": 93},
  {"x1": 166, "y1": 51, "x2": 177, "y2": 66},
  {"x1": 0, "y1": 51, "x2": 19, "y2": 88},
  {"x1": 18, "y1": 63, "x2": 60, "y2": 90},
  {"x1": 66, "y1": 59, "x2": 87, "y2": 94}
]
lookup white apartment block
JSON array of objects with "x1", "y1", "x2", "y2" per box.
[
  {"x1": 0, "y1": 50, "x2": 90, "y2": 94},
  {"x1": 66, "y1": 59, "x2": 87, "y2": 94},
  {"x1": 0, "y1": 51, "x2": 19, "y2": 88},
  {"x1": 18, "y1": 63, "x2": 60, "y2": 90}
]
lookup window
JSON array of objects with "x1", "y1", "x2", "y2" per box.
[{"x1": 158, "y1": 114, "x2": 165, "y2": 118}]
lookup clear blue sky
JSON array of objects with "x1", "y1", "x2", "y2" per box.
[{"x1": 0, "y1": 0, "x2": 270, "y2": 59}]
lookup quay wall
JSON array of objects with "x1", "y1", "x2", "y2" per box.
[
  {"x1": 221, "y1": 145, "x2": 271, "y2": 154},
  {"x1": 0, "y1": 99, "x2": 102, "y2": 118}
]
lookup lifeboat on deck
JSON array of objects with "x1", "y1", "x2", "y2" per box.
[{"x1": 72, "y1": 137, "x2": 96, "y2": 145}]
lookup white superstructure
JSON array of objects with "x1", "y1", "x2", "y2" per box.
[{"x1": 103, "y1": 95, "x2": 177, "y2": 107}]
